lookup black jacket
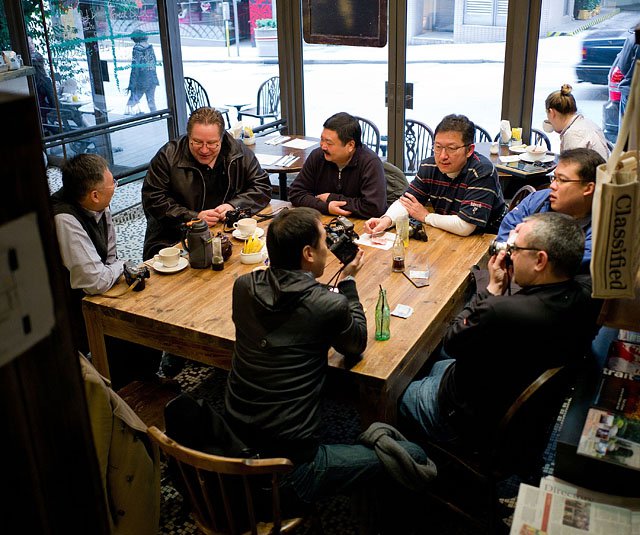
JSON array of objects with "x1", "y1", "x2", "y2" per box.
[
  {"x1": 439, "y1": 278, "x2": 601, "y2": 436},
  {"x1": 142, "y1": 131, "x2": 271, "y2": 259},
  {"x1": 225, "y1": 268, "x2": 367, "y2": 463},
  {"x1": 288, "y1": 145, "x2": 387, "y2": 218}
]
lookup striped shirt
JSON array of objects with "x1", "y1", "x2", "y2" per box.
[{"x1": 409, "y1": 152, "x2": 506, "y2": 232}]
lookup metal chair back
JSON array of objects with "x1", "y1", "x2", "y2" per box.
[
  {"x1": 354, "y1": 116, "x2": 381, "y2": 155},
  {"x1": 184, "y1": 76, "x2": 210, "y2": 114},
  {"x1": 474, "y1": 125, "x2": 492, "y2": 143},
  {"x1": 530, "y1": 128, "x2": 551, "y2": 150},
  {"x1": 404, "y1": 119, "x2": 434, "y2": 174}
]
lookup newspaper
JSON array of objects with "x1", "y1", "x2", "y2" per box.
[
  {"x1": 510, "y1": 483, "x2": 640, "y2": 534},
  {"x1": 540, "y1": 476, "x2": 640, "y2": 511}
]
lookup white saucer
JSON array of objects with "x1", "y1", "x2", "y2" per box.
[
  {"x1": 152, "y1": 256, "x2": 189, "y2": 274},
  {"x1": 232, "y1": 227, "x2": 265, "y2": 240},
  {"x1": 508, "y1": 146, "x2": 528, "y2": 154},
  {"x1": 519, "y1": 153, "x2": 555, "y2": 164}
]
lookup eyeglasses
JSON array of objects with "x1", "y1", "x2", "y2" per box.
[
  {"x1": 99, "y1": 177, "x2": 117, "y2": 192},
  {"x1": 433, "y1": 144, "x2": 469, "y2": 155},
  {"x1": 190, "y1": 139, "x2": 221, "y2": 150},
  {"x1": 550, "y1": 175, "x2": 584, "y2": 185},
  {"x1": 509, "y1": 244, "x2": 541, "y2": 254}
]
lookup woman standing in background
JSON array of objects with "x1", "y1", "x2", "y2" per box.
[
  {"x1": 544, "y1": 84, "x2": 609, "y2": 159},
  {"x1": 126, "y1": 33, "x2": 159, "y2": 115}
]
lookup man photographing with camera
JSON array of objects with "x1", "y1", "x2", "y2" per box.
[
  {"x1": 142, "y1": 106, "x2": 271, "y2": 260},
  {"x1": 399, "y1": 212, "x2": 601, "y2": 447},
  {"x1": 225, "y1": 207, "x2": 432, "y2": 513}
]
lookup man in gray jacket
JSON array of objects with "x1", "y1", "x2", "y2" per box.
[{"x1": 142, "y1": 107, "x2": 271, "y2": 259}]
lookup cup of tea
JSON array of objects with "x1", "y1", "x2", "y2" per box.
[
  {"x1": 233, "y1": 218, "x2": 257, "y2": 238},
  {"x1": 157, "y1": 246, "x2": 181, "y2": 267}
]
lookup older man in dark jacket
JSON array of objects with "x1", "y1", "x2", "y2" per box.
[{"x1": 142, "y1": 107, "x2": 271, "y2": 259}]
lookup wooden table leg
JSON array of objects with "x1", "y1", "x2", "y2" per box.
[
  {"x1": 82, "y1": 304, "x2": 110, "y2": 379},
  {"x1": 278, "y1": 172, "x2": 288, "y2": 201}
]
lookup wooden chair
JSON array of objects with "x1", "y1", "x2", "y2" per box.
[
  {"x1": 354, "y1": 115, "x2": 381, "y2": 155},
  {"x1": 148, "y1": 426, "x2": 304, "y2": 535},
  {"x1": 474, "y1": 125, "x2": 493, "y2": 143},
  {"x1": 508, "y1": 184, "x2": 536, "y2": 211},
  {"x1": 238, "y1": 76, "x2": 280, "y2": 125},
  {"x1": 184, "y1": 77, "x2": 231, "y2": 127},
  {"x1": 417, "y1": 366, "x2": 572, "y2": 533},
  {"x1": 404, "y1": 119, "x2": 434, "y2": 174}
]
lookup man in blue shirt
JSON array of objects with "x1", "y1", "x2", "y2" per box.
[{"x1": 498, "y1": 147, "x2": 604, "y2": 273}]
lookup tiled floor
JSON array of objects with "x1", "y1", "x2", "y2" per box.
[{"x1": 47, "y1": 166, "x2": 561, "y2": 534}]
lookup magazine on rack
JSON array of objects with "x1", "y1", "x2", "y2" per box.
[
  {"x1": 576, "y1": 407, "x2": 640, "y2": 470},
  {"x1": 510, "y1": 483, "x2": 640, "y2": 534}
]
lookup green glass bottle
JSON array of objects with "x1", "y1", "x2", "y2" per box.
[{"x1": 375, "y1": 285, "x2": 390, "y2": 341}]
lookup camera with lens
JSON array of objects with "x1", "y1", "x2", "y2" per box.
[
  {"x1": 325, "y1": 216, "x2": 359, "y2": 265},
  {"x1": 488, "y1": 236, "x2": 516, "y2": 264},
  {"x1": 123, "y1": 261, "x2": 150, "y2": 291},
  {"x1": 408, "y1": 217, "x2": 428, "y2": 242},
  {"x1": 224, "y1": 207, "x2": 252, "y2": 231}
]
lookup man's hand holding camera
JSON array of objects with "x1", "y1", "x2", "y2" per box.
[
  {"x1": 487, "y1": 250, "x2": 512, "y2": 296},
  {"x1": 341, "y1": 249, "x2": 365, "y2": 280},
  {"x1": 198, "y1": 203, "x2": 235, "y2": 226}
]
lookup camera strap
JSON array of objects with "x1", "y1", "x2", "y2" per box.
[
  {"x1": 100, "y1": 279, "x2": 142, "y2": 298},
  {"x1": 255, "y1": 206, "x2": 288, "y2": 222}
]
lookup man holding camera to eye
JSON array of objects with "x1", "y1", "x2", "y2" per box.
[
  {"x1": 288, "y1": 112, "x2": 387, "y2": 218},
  {"x1": 51, "y1": 154, "x2": 161, "y2": 389},
  {"x1": 399, "y1": 212, "x2": 601, "y2": 447},
  {"x1": 225, "y1": 207, "x2": 434, "y2": 521},
  {"x1": 498, "y1": 147, "x2": 604, "y2": 274},
  {"x1": 366, "y1": 114, "x2": 506, "y2": 238},
  {"x1": 142, "y1": 106, "x2": 271, "y2": 260}
]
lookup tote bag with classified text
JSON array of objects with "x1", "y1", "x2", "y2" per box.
[{"x1": 591, "y1": 61, "x2": 640, "y2": 299}]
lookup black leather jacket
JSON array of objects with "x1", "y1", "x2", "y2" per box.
[
  {"x1": 225, "y1": 268, "x2": 367, "y2": 463},
  {"x1": 142, "y1": 131, "x2": 271, "y2": 259}
]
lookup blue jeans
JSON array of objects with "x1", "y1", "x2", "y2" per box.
[
  {"x1": 283, "y1": 441, "x2": 428, "y2": 503},
  {"x1": 399, "y1": 358, "x2": 460, "y2": 444}
]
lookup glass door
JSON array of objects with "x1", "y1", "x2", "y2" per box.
[{"x1": 24, "y1": 0, "x2": 171, "y2": 174}]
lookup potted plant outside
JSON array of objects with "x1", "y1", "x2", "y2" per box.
[{"x1": 255, "y1": 18, "x2": 277, "y2": 57}]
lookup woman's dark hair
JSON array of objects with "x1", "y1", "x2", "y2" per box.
[
  {"x1": 545, "y1": 84, "x2": 577, "y2": 115},
  {"x1": 267, "y1": 207, "x2": 322, "y2": 270}
]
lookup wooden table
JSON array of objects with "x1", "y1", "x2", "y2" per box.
[
  {"x1": 83, "y1": 202, "x2": 493, "y2": 423},
  {"x1": 249, "y1": 135, "x2": 319, "y2": 201}
]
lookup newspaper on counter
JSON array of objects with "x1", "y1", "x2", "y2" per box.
[
  {"x1": 510, "y1": 483, "x2": 640, "y2": 534},
  {"x1": 540, "y1": 476, "x2": 640, "y2": 511}
]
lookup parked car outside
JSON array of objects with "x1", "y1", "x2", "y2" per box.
[{"x1": 576, "y1": 29, "x2": 627, "y2": 85}]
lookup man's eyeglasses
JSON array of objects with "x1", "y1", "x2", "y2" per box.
[
  {"x1": 190, "y1": 139, "x2": 221, "y2": 150},
  {"x1": 433, "y1": 144, "x2": 469, "y2": 155},
  {"x1": 509, "y1": 244, "x2": 541, "y2": 254},
  {"x1": 550, "y1": 175, "x2": 584, "y2": 185}
]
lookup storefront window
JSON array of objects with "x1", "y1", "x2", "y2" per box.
[{"x1": 25, "y1": 0, "x2": 169, "y2": 173}]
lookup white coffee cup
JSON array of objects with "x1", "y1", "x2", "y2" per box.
[
  {"x1": 158, "y1": 246, "x2": 181, "y2": 267},
  {"x1": 234, "y1": 218, "x2": 257, "y2": 238},
  {"x1": 526, "y1": 145, "x2": 547, "y2": 161}
]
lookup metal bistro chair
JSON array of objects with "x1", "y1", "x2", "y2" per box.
[
  {"x1": 508, "y1": 184, "x2": 537, "y2": 212},
  {"x1": 354, "y1": 115, "x2": 381, "y2": 155},
  {"x1": 404, "y1": 119, "x2": 434, "y2": 175},
  {"x1": 418, "y1": 366, "x2": 572, "y2": 533},
  {"x1": 474, "y1": 125, "x2": 493, "y2": 143},
  {"x1": 530, "y1": 128, "x2": 551, "y2": 151},
  {"x1": 184, "y1": 77, "x2": 231, "y2": 128},
  {"x1": 148, "y1": 426, "x2": 304, "y2": 535},
  {"x1": 238, "y1": 76, "x2": 281, "y2": 125}
]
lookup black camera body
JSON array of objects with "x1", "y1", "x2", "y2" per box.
[
  {"x1": 408, "y1": 217, "x2": 428, "y2": 242},
  {"x1": 123, "y1": 261, "x2": 150, "y2": 291},
  {"x1": 325, "y1": 216, "x2": 359, "y2": 265},
  {"x1": 224, "y1": 208, "x2": 252, "y2": 231}
]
